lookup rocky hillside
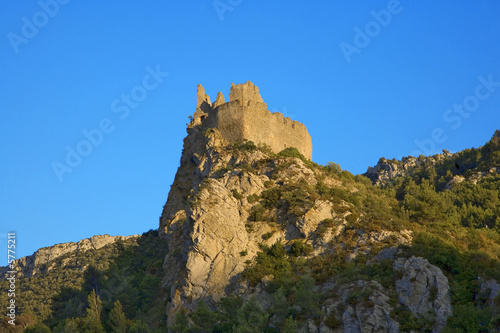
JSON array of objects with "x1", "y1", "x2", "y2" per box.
[
  {"x1": 0, "y1": 231, "x2": 167, "y2": 332},
  {"x1": 0, "y1": 234, "x2": 138, "y2": 279},
  {"x1": 2, "y1": 120, "x2": 500, "y2": 332}
]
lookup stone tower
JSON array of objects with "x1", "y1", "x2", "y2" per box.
[{"x1": 188, "y1": 81, "x2": 313, "y2": 160}]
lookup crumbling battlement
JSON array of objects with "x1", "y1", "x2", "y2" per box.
[{"x1": 188, "y1": 81, "x2": 313, "y2": 160}]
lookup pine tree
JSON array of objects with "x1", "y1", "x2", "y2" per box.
[
  {"x1": 215, "y1": 296, "x2": 243, "y2": 332},
  {"x1": 84, "y1": 290, "x2": 105, "y2": 333},
  {"x1": 108, "y1": 300, "x2": 128, "y2": 333},
  {"x1": 271, "y1": 288, "x2": 290, "y2": 322},
  {"x1": 169, "y1": 309, "x2": 189, "y2": 333},
  {"x1": 190, "y1": 301, "x2": 217, "y2": 332},
  {"x1": 129, "y1": 320, "x2": 150, "y2": 333},
  {"x1": 236, "y1": 297, "x2": 268, "y2": 332}
]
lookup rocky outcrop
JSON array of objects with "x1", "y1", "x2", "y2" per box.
[
  {"x1": 295, "y1": 200, "x2": 336, "y2": 239},
  {"x1": 444, "y1": 175, "x2": 465, "y2": 190},
  {"x1": 318, "y1": 280, "x2": 399, "y2": 333},
  {"x1": 171, "y1": 179, "x2": 255, "y2": 302},
  {"x1": 478, "y1": 279, "x2": 500, "y2": 316},
  {"x1": 365, "y1": 147, "x2": 500, "y2": 187},
  {"x1": 0, "y1": 234, "x2": 138, "y2": 279},
  {"x1": 159, "y1": 125, "x2": 272, "y2": 319},
  {"x1": 393, "y1": 256, "x2": 452, "y2": 332},
  {"x1": 364, "y1": 153, "x2": 452, "y2": 186}
]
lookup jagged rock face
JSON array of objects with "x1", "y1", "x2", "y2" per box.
[
  {"x1": 159, "y1": 126, "x2": 269, "y2": 318},
  {"x1": 445, "y1": 170, "x2": 499, "y2": 189},
  {"x1": 0, "y1": 234, "x2": 138, "y2": 278},
  {"x1": 393, "y1": 256, "x2": 452, "y2": 332},
  {"x1": 159, "y1": 118, "x2": 324, "y2": 319},
  {"x1": 444, "y1": 175, "x2": 465, "y2": 190},
  {"x1": 181, "y1": 180, "x2": 253, "y2": 300}
]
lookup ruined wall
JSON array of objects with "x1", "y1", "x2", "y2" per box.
[
  {"x1": 216, "y1": 103, "x2": 312, "y2": 160},
  {"x1": 228, "y1": 81, "x2": 264, "y2": 105},
  {"x1": 245, "y1": 107, "x2": 312, "y2": 160},
  {"x1": 188, "y1": 81, "x2": 313, "y2": 160},
  {"x1": 215, "y1": 101, "x2": 246, "y2": 143}
]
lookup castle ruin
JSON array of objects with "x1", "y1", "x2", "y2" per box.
[{"x1": 188, "y1": 81, "x2": 313, "y2": 160}]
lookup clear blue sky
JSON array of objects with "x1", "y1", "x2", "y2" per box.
[{"x1": 1, "y1": 1, "x2": 500, "y2": 263}]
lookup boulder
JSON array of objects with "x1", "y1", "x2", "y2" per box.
[{"x1": 393, "y1": 256, "x2": 452, "y2": 332}]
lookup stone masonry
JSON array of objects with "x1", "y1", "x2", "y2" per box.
[{"x1": 188, "y1": 81, "x2": 313, "y2": 160}]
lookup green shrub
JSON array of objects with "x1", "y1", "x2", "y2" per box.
[
  {"x1": 289, "y1": 240, "x2": 313, "y2": 257},
  {"x1": 324, "y1": 312, "x2": 342, "y2": 329},
  {"x1": 249, "y1": 204, "x2": 267, "y2": 221},
  {"x1": 324, "y1": 162, "x2": 342, "y2": 176},
  {"x1": 232, "y1": 189, "x2": 243, "y2": 200},
  {"x1": 212, "y1": 165, "x2": 235, "y2": 179},
  {"x1": 262, "y1": 231, "x2": 274, "y2": 240},
  {"x1": 394, "y1": 308, "x2": 428, "y2": 331},
  {"x1": 238, "y1": 162, "x2": 256, "y2": 174},
  {"x1": 190, "y1": 301, "x2": 217, "y2": 332},
  {"x1": 345, "y1": 212, "x2": 359, "y2": 224},
  {"x1": 214, "y1": 297, "x2": 243, "y2": 332},
  {"x1": 281, "y1": 184, "x2": 318, "y2": 216},
  {"x1": 247, "y1": 194, "x2": 259, "y2": 203},
  {"x1": 242, "y1": 241, "x2": 291, "y2": 285},
  {"x1": 232, "y1": 140, "x2": 257, "y2": 152},
  {"x1": 315, "y1": 219, "x2": 335, "y2": 238},
  {"x1": 261, "y1": 187, "x2": 282, "y2": 208},
  {"x1": 245, "y1": 223, "x2": 254, "y2": 232},
  {"x1": 278, "y1": 147, "x2": 305, "y2": 160},
  {"x1": 315, "y1": 181, "x2": 354, "y2": 205},
  {"x1": 442, "y1": 304, "x2": 491, "y2": 332}
]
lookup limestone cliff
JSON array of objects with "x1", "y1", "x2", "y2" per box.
[{"x1": 159, "y1": 122, "x2": 277, "y2": 318}]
